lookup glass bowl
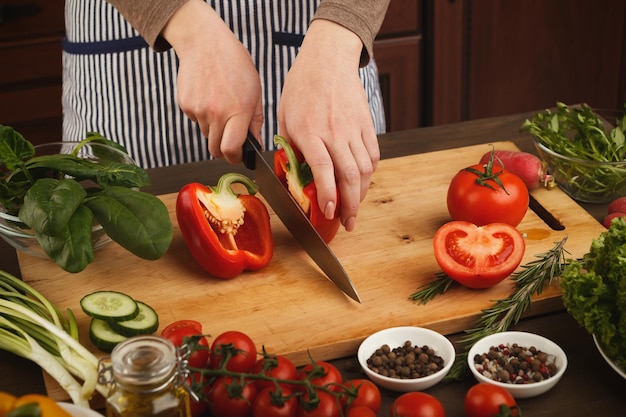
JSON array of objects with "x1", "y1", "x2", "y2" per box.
[
  {"x1": 0, "y1": 141, "x2": 136, "y2": 259},
  {"x1": 532, "y1": 138, "x2": 626, "y2": 203}
]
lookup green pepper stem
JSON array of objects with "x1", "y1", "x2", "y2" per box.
[{"x1": 209, "y1": 173, "x2": 259, "y2": 197}]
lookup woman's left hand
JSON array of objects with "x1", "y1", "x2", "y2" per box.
[{"x1": 278, "y1": 19, "x2": 380, "y2": 232}]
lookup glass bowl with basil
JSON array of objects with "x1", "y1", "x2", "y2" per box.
[
  {"x1": 0, "y1": 127, "x2": 173, "y2": 273},
  {"x1": 521, "y1": 102, "x2": 626, "y2": 203}
]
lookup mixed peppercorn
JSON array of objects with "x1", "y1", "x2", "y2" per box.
[{"x1": 473, "y1": 343, "x2": 558, "y2": 384}]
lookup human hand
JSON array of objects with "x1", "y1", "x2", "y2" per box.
[
  {"x1": 278, "y1": 19, "x2": 380, "y2": 232},
  {"x1": 162, "y1": 0, "x2": 264, "y2": 163}
]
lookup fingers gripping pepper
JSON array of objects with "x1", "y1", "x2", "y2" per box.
[
  {"x1": 273, "y1": 135, "x2": 340, "y2": 243},
  {"x1": 176, "y1": 173, "x2": 273, "y2": 279}
]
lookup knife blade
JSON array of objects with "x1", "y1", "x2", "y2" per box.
[{"x1": 242, "y1": 133, "x2": 361, "y2": 303}]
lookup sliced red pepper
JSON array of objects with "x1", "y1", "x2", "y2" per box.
[
  {"x1": 175, "y1": 173, "x2": 273, "y2": 279},
  {"x1": 273, "y1": 135, "x2": 340, "y2": 243}
]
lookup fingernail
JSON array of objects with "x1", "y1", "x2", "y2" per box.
[
  {"x1": 344, "y1": 216, "x2": 356, "y2": 232},
  {"x1": 324, "y1": 201, "x2": 335, "y2": 220}
]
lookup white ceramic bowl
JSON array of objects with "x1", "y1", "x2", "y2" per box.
[
  {"x1": 468, "y1": 331, "x2": 567, "y2": 398},
  {"x1": 357, "y1": 326, "x2": 455, "y2": 392}
]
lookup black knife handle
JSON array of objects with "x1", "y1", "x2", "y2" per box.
[{"x1": 242, "y1": 132, "x2": 261, "y2": 170}]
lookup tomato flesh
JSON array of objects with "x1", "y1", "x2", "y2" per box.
[{"x1": 433, "y1": 221, "x2": 525, "y2": 288}]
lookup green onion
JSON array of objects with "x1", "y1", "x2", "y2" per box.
[{"x1": 0, "y1": 269, "x2": 105, "y2": 406}]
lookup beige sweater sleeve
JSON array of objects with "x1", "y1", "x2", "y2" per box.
[
  {"x1": 313, "y1": 0, "x2": 391, "y2": 65},
  {"x1": 106, "y1": 0, "x2": 390, "y2": 62}
]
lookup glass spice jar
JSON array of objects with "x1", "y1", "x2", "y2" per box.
[{"x1": 98, "y1": 335, "x2": 192, "y2": 417}]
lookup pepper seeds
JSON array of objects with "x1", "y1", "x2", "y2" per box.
[
  {"x1": 366, "y1": 341, "x2": 445, "y2": 379},
  {"x1": 473, "y1": 343, "x2": 558, "y2": 384}
]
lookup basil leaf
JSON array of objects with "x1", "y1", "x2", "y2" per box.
[
  {"x1": 19, "y1": 178, "x2": 87, "y2": 236},
  {"x1": 26, "y1": 155, "x2": 150, "y2": 188},
  {"x1": 36, "y1": 204, "x2": 95, "y2": 273},
  {"x1": 85, "y1": 186, "x2": 172, "y2": 260},
  {"x1": 0, "y1": 124, "x2": 34, "y2": 170}
]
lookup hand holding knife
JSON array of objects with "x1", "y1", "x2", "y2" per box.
[{"x1": 242, "y1": 133, "x2": 361, "y2": 303}]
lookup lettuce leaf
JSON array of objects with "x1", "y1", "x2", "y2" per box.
[{"x1": 561, "y1": 217, "x2": 626, "y2": 370}]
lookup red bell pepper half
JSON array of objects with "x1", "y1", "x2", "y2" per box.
[
  {"x1": 273, "y1": 135, "x2": 340, "y2": 243},
  {"x1": 175, "y1": 173, "x2": 273, "y2": 279}
]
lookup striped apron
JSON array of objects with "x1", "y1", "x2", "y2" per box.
[{"x1": 62, "y1": 0, "x2": 386, "y2": 169}]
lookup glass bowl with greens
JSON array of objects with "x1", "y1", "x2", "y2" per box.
[
  {"x1": 0, "y1": 126, "x2": 173, "y2": 273},
  {"x1": 0, "y1": 140, "x2": 137, "y2": 260},
  {"x1": 521, "y1": 102, "x2": 626, "y2": 203}
]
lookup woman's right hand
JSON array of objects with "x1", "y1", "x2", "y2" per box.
[{"x1": 162, "y1": 0, "x2": 264, "y2": 163}]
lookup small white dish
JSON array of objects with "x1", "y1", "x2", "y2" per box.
[
  {"x1": 468, "y1": 331, "x2": 567, "y2": 398},
  {"x1": 357, "y1": 326, "x2": 455, "y2": 392},
  {"x1": 58, "y1": 402, "x2": 104, "y2": 417},
  {"x1": 593, "y1": 334, "x2": 626, "y2": 380}
]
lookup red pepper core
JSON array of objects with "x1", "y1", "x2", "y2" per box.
[
  {"x1": 272, "y1": 135, "x2": 340, "y2": 243},
  {"x1": 175, "y1": 173, "x2": 273, "y2": 279}
]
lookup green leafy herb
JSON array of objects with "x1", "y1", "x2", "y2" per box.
[
  {"x1": 445, "y1": 236, "x2": 569, "y2": 380},
  {"x1": 520, "y1": 102, "x2": 626, "y2": 200},
  {"x1": 561, "y1": 218, "x2": 626, "y2": 371},
  {"x1": 0, "y1": 125, "x2": 173, "y2": 272}
]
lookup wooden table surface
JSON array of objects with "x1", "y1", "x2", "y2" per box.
[{"x1": 1, "y1": 110, "x2": 624, "y2": 415}]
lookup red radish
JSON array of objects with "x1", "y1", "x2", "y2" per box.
[
  {"x1": 608, "y1": 196, "x2": 626, "y2": 214},
  {"x1": 479, "y1": 149, "x2": 554, "y2": 190},
  {"x1": 603, "y1": 212, "x2": 626, "y2": 228}
]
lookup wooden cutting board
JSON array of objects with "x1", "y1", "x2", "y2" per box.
[{"x1": 18, "y1": 141, "x2": 605, "y2": 400}]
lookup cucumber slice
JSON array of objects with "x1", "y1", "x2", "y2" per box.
[
  {"x1": 89, "y1": 318, "x2": 127, "y2": 352},
  {"x1": 108, "y1": 300, "x2": 159, "y2": 337},
  {"x1": 80, "y1": 290, "x2": 139, "y2": 321}
]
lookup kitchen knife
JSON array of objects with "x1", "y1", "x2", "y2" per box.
[{"x1": 242, "y1": 133, "x2": 361, "y2": 303}]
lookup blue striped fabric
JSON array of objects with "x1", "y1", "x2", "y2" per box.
[{"x1": 62, "y1": 0, "x2": 385, "y2": 168}]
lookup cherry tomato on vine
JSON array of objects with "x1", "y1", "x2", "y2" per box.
[
  {"x1": 252, "y1": 386, "x2": 298, "y2": 417},
  {"x1": 297, "y1": 390, "x2": 340, "y2": 417},
  {"x1": 447, "y1": 162, "x2": 529, "y2": 227},
  {"x1": 390, "y1": 392, "x2": 445, "y2": 417},
  {"x1": 207, "y1": 376, "x2": 258, "y2": 417},
  {"x1": 433, "y1": 221, "x2": 525, "y2": 289},
  {"x1": 210, "y1": 330, "x2": 257, "y2": 372},
  {"x1": 160, "y1": 320, "x2": 210, "y2": 368},
  {"x1": 464, "y1": 383, "x2": 520, "y2": 417},
  {"x1": 252, "y1": 354, "x2": 298, "y2": 391},
  {"x1": 341, "y1": 379, "x2": 381, "y2": 413},
  {"x1": 297, "y1": 361, "x2": 343, "y2": 392}
]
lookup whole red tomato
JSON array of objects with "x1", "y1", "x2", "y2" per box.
[
  {"x1": 342, "y1": 379, "x2": 381, "y2": 413},
  {"x1": 433, "y1": 221, "x2": 525, "y2": 289},
  {"x1": 252, "y1": 386, "x2": 298, "y2": 417},
  {"x1": 447, "y1": 162, "x2": 529, "y2": 227},
  {"x1": 252, "y1": 354, "x2": 298, "y2": 391},
  {"x1": 161, "y1": 320, "x2": 210, "y2": 369},
  {"x1": 464, "y1": 383, "x2": 519, "y2": 417},
  {"x1": 390, "y1": 392, "x2": 445, "y2": 417},
  {"x1": 297, "y1": 361, "x2": 343, "y2": 392},
  {"x1": 207, "y1": 376, "x2": 258, "y2": 417},
  {"x1": 210, "y1": 330, "x2": 257, "y2": 372},
  {"x1": 297, "y1": 390, "x2": 340, "y2": 417}
]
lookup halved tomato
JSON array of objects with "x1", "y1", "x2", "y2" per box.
[{"x1": 433, "y1": 221, "x2": 525, "y2": 289}]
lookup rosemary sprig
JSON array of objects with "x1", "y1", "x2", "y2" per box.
[
  {"x1": 409, "y1": 272, "x2": 456, "y2": 305},
  {"x1": 445, "y1": 235, "x2": 569, "y2": 381}
]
